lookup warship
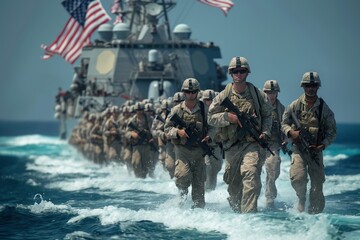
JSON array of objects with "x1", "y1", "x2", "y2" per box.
[{"x1": 54, "y1": 0, "x2": 228, "y2": 139}]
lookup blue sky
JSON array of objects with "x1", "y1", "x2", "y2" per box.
[{"x1": 0, "y1": 0, "x2": 359, "y2": 123}]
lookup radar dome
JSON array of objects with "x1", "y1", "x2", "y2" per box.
[
  {"x1": 148, "y1": 49, "x2": 160, "y2": 63},
  {"x1": 113, "y1": 23, "x2": 130, "y2": 40},
  {"x1": 173, "y1": 24, "x2": 191, "y2": 40},
  {"x1": 98, "y1": 23, "x2": 113, "y2": 42}
]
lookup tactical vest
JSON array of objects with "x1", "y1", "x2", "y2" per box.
[
  {"x1": 293, "y1": 98, "x2": 324, "y2": 145},
  {"x1": 171, "y1": 101, "x2": 206, "y2": 146},
  {"x1": 270, "y1": 105, "x2": 281, "y2": 142},
  {"x1": 219, "y1": 83, "x2": 262, "y2": 143},
  {"x1": 130, "y1": 114, "x2": 151, "y2": 145}
]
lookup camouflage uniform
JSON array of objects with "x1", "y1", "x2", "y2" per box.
[
  {"x1": 202, "y1": 89, "x2": 223, "y2": 191},
  {"x1": 264, "y1": 98, "x2": 285, "y2": 207},
  {"x1": 261, "y1": 80, "x2": 287, "y2": 208},
  {"x1": 126, "y1": 105, "x2": 154, "y2": 178},
  {"x1": 208, "y1": 82, "x2": 272, "y2": 213},
  {"x1": 165, "y1": 78, "x2": 216, "y2": 208},
  {"x1": 103, "y1": 113, "x2": 121, "y2": 163},
  {"x1": 89, "y1": 115, "x2": 105, "y2": 163},
  {"x1": 282, "y1": 94, "x2": 336, "y2": 214},
  {"x1": 119, "y1": 107, "x2": 133, "y2": 173}
]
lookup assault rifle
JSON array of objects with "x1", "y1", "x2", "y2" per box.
[
  {"x1": 155, "y1": 114, "x2": 166, "y2": 124},
  {"x1": 128, "y1": 121, "x2": 158, "y2": 151},
  {"x1": 170, "y1": 113, "x2": 219, "y2": 161},
  {"x1": 220, "y1": 97, "x2": 275, "y2": 156},
  {"x1": 290, "y1": 111, "x2": 319, "y2": 161}
]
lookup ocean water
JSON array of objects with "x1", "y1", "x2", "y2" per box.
[{"x1": 0, "y1": 121, "x2": 359, "y2": 240}]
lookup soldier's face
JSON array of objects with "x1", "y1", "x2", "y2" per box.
[
  {"x1": 184, "y1": 90, "x2": 198, "y2": 101},
  {"x1": 231, "y1": 68, "x2": 248, "y2": 83},
  {"x1": 303, "y1": 84, "x2": 319, "y2": 97},
  {"x1": 266, "y1": 91, "x2": 278, "y2": 104}
]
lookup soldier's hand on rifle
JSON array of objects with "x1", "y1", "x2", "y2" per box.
[
  {"x1": 131, "y1": 131, "x2": 139, "y2": 139},
  {"x1": 289, "y1": 130, "x2": 300, "y2": 141},
  {"x1": 309, "y1": 144, "x2": 324, "y2": 152},
  {"x1": 201, "y1": 135, "x2": 211, "y2": 143},
  {"x1": 227, "y1": 112, "x2": 242, "y2": 127},
  {"x1": 259, "y1": 133, "x2": 266, "y2": 140},
  {"x1": 177, "y1": 129, "x2": 189, "y2": 138}
]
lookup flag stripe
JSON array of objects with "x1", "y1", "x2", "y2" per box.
[
  {"x1": 41, "y1": 0, "x2": 110, "y2": 64},
  {"x1": 198, "y1": 0, "x2": 234, "y2": 15}
]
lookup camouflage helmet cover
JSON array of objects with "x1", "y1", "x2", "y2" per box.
[
  {"x1": 161, "y1": 99, "x2": 172, "y2": 110},
  {"x1": 134, "y1": 102, "x2": 145, "y2": 111},
  {"x1": 173, "y1": 92, "x2": 185, "y2": 102},
  {"x1": 263, "y1": 80, "x2": 280, "y2": 92},
  {"x1": 202, "y1": 89, "x2": 215, "y2": 100},
  {"x1": 144, "y1": 103, "x2": 154, "y2": 111},
  {"x1": 228, "y1": 56, "x2": 251, "y2": 73},
  {"x1": 301, "y1": 71, "x2": 321, "y2": 87},
  {"x1": 181, "y1": 78, "x2": 200, "y2": 91}
]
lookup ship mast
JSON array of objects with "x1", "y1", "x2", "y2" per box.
[{"x1": 113, "y1": 0, "x2": 176, "y2": 41}]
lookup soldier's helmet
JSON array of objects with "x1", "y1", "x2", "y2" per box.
[
  {"x1": 173, "y1": 92, "x2": 185, "y2": 102},
  {"x1": 144, "y1": 103, "x2": 154, "y2": 112},
  {"x1": 122, "y1": 106, "x2": 129, "y2": 113},
  {"x1": 134, "y1": 102, "x2": 145, "y2": 111},
  {"x1": 228, "y1": 56, "x2": 251, "y2": 74},
  {"x1": 129, "y1": 105, "x2": 135, "y2": 113},
  {"x1": 263, "y1": 80, "x2": 281, "y2": 92},
  {"x1": 110, "y1": 105, "x2": 119, "y2": 114},
  {"x1": 202, "y1": 89, "x2": 216, "y2": 100},
  {"x1": 301, "y1": 71, "x2": 321, "y2": 87},
  {"x1": 181, "y1": 78, "x2": 200, "y2": 91},
  {"x1": 161, "y1": 99, "x2": 172, "y2": 110},
  {"x1": 125, "y1": 99, "x2": 134, "y2": 106}
]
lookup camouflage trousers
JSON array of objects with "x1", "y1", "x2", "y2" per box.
[
  {"x1": 205, "y1": 144, "x2": 223, "y2": 191},
  {"x1": 223, "y1": 141, "x2": 263, "y2": 213},
  {"x1": 121, "y1": 144, "x2": 132, "y2": 173},
  {"x1": 290, "y1": 145, "x2": 325, "y2": 214},
  {"x1": 174, "y1": 145, "x2": 206, "y2": 208},
  {"x1": 165, "y1": 142, "x2": 176, "y2": 179},
  {"x1": 264, "y1": 142, "x2": 281, "y2": 205},
  {"x1": 131, "y1": 144, "x2": 151, "y2": 178}
]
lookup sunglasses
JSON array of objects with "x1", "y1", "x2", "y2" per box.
[
  {"x1": 231, "y1": 69, "x2": 248, "y2": 74},
  {"x1": 184, "y1": 90, "x2": 198, "y2": 94},
  {"x1": 304, "y1": 84, "x2": 319, "y2": 88}
]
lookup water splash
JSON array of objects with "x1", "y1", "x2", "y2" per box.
[{"x1": 33, "y1": 193, "x2": 43, "y2": 204}]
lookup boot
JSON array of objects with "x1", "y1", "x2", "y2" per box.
[{"x1": 297, "y1": 198, "x2": 306, "y2": 212}]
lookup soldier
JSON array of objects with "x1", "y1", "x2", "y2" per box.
[
  {"x1": 202, "y1": 89, "x2": 223, "y2": 191},
  {"x1": 281, "y1": 71, "x2": 336, "y2": 214},
  {"x1": 144, "y1": 102, "x2": 157, "y2": 178},
  {"x1": 120, "y1": 105, "x2": 134, "y2": 173},
  {"x1": 262, "y1": 80, "x2": 287, "y2": 209},
  {"x1": 164, "y1": 78, "x2": 216, "y2": 208},
  {"x1": 151, "y1": 99, "x2": 173, "y2": 178},
  {"x1": 89, "y1": 114, "x2": 105, "y2": 164},
  {"x1": 103, "y1": 106, "x2": 121, "y2": 163},
  {"x1": 126, "y1": 102, "x2": 154, "y2": 178},
  {"x1": 163, "y1": 92, "x2": 185, "y2": 178},
  {"x1": 208, "y1": 56, "x2": 273, "y2": 213}
]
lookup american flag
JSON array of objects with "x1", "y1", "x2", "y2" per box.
[
  {"x1": 41, "y1": 0, "x2": 111, "y2": 64},
  {"x1": 198, "y1": 0, "x2": 234, "y2": 16},
  {"x1": 111, "y1": 0, "x2": 124, "y2": 25}
]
